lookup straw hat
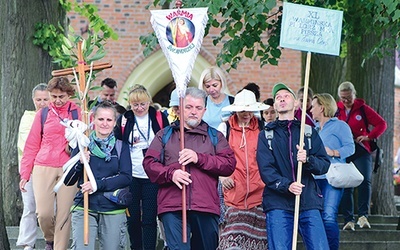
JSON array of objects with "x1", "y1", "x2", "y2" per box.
[{"x1": 222, "y1": 89, "x2": 270, "y2": 112}]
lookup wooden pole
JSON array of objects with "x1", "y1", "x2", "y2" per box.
[
  {"x1": 51, "y1": 40, "x2": 113, "y2": 246},
  {"x1": 179, "y1": 96, "x2": 187, "y2": 243},
  {"x1": 76, "y1": 41, "x2": 90, "y2": 245},
  {"x1": 292, "y1": 51, "x2": 312, "y2": 250}
]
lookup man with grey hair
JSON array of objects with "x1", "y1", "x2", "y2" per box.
[{"x1": 143, "y1": 87, "x2": 236, "y2": 250}]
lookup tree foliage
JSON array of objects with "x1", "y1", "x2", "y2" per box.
[
  {"x1": 141, "y1": 0, "x2": 399, "y2": 70},
  {"x1": 33, "y1": 0, "x2": 118, "y2": 69}
]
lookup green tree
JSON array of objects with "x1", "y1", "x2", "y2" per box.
[
  {"x1": 143, "y1": 0, "x2": 399, "y2": 215},
  {"x1": 0, "y1": 0, "x2": 65, "y2": 248}
]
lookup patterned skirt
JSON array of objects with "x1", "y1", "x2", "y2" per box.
[{"x1": 218, "y1": 206, "x2": 268, "y2": 250}]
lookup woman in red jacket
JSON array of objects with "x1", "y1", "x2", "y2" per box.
[
  {"x1": 19, "y1": 77, "x2": 81, "y2": 250},
  {"x1": 336, "y1": 81, "x2": 387, "y2": 231}
]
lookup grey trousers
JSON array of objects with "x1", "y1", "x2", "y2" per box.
[{"x1": 71, "y1": 209, "x2": 127, "y2": 250}]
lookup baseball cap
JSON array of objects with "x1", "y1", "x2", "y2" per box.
[{"x1": 272, "y1": 83, "x2": 296, "y2": 99}]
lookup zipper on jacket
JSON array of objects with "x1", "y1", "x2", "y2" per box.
[{"x1": 288, "y1": 121, "x2": 296, "y2": 181}]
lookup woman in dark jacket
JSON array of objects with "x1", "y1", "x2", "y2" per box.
[
  {"x1": 114, "y1": 84, "x2": 169, "y2": 250},
  {"x1": 65, "y1": 101, "x2": 132, "y2": 249}
]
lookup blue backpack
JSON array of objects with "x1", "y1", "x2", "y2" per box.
[{"x1": 160, "y1": 125, "x2": 218, "y2": 164}]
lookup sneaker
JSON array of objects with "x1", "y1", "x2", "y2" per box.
[
  {"x1": 343, "y1": 221, "x2": 355, "y2": 231},
  {"x1": 357, "y1": 216, "x2": 371, "y2": 228},
  {"x1": 45, "y1": 241, "x2": 54, "y2": 250},
  {"x1": 23, "y1": 246, "x2": 34, "y2": 250}
]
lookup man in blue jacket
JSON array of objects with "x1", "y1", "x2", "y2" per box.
[{"x1": 256, "y1": 83, "x2": 330, "y2": 250}]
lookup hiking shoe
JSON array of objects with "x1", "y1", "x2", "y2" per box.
[
  {"x1": 343, "y1": 221, "x2": 355, "y2": 231},
  {"x1": 45, "y1": 241, "x2": 54, "y2": 250},
  {"x1": 357, "y1": 216, "x2": 371, "y2": 228}
]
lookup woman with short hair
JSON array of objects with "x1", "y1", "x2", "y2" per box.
[
  {"x1": 310, "y1": 93, "x2": 355, "y2": 250},
  {"x1": 114, "y1": 84, "x2": 169, "y2": 250},
  {"x1": 65, "y1": 101, "x2": 132, "y2": 249},
  {"x1": 20, "y1": 77, "x2": 81, "y2": 250}
]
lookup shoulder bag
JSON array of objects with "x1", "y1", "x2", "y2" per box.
[{"x1": 326, "y1": 162, "x2": 364, "y2": 188}]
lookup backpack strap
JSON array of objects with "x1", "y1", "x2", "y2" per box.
[
  {"x1": 121, "y1": 115, "x2": 127, "y2": 135},
  {"x1": 207, "y1": 126, "x2": 218, "y2": 147},
  {"x1": 264, "y1": 129, "x2": 273, "y2": 150},
  {"x1": 228, "y1": 95, "x2": 235, "y2": 104},
  {"x1": 160, "y1": 126, "x2": 174, "y2": 164},
  {"x1": 71, "y1": 109, "x2": 79, "y2": 120},
  {"x1": 160, "y1": 125, "x2": 219, "y2": 164},
  {"x1": 41, "y1": 107, "x2": 49, "y2": 136},
  {"x1": 304, "y1": 124, "x2": 312, "y2": 150},
  {"x1": 225, "y1": 121, "x2": 231, "y2": 142},
  {"x1": 115, "y1": 139, "x2": 123, "y2": 159},
  {"x1": 156, "y1": 110, "x2": 163, "y2": 129},
  {"x1": 264, "y1": 125, "x2": 312, "y2": 151},
  {"x1": 359, "y1": 105, "x2": 370, "y2": 133}
]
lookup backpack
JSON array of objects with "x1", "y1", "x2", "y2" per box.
[
  {"x1": 41, "y1": 106, "x2": 79, "y2": 136},
  {"x1": 160, "y1": 125, "x2": 218, "y2": 164},
  {"x1": 264, "y1": 124, "x2": 312, "y2": 151}
]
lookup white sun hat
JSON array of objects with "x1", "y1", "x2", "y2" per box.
[{"x1": 222, "y1": 89, "x2": 270, "y2": 112}]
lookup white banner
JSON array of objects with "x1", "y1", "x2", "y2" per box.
[
  {"x1": 280, "y1": 2, "x2": 343, "y2": 56},
  {"x1": 151, "y1": 8, "x2": 208, "y2": 97}
]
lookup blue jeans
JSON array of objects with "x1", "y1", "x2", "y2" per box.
[
  {"x1": 160, "y1": 211, "x2": 219, "y2": 250},
  {"x1": 341, "y1": 153, "x2": 372, "y2": 223},
  {"x1": 316, "y1": 179, "x2": 343, "y2": 250},
  {"x1": 266, "y1": 209, "x2": 328, "y2": 250},
  {"x1": 127, "y1": 177, "x2": 158, "y2": 250}
]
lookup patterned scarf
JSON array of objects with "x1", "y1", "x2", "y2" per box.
[{"x1": 88, "y1": 131, "x2": 116, "y2": 162}]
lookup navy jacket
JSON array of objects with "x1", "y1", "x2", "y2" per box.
[
  {"x1": 256, "y1": 120, "x2": 330, "y2": 213},
  {"x1": 65, "y1": 140, "x2": 132, "y2": 212}
]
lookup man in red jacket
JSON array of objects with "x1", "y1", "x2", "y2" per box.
[{"x1": 143, "y1": 87, "x2": 236, "y2": 250}]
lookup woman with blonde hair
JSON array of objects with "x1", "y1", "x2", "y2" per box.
[
  {"x1": 114, "y1": 84, "x2": 169, "y2": 250},
  {"x1": 198, "y1": 66, "x2": 234, "y2": 129},
  {"x1": 310, "y1": 93, "x2": 355, "y2": 250}
]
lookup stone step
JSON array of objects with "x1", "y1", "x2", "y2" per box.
[
  {"x1": 337, "y1": 214, "x2": 399, "y2": 224},
  {"x1": 297, "y1": 241, "x2": 400, "y2": 250}
]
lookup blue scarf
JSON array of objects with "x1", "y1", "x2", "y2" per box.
[{"x1": 88, "y1": 131, "x2": 116, "y2": 162}]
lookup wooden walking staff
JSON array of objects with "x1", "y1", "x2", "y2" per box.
[
  {"x1": 172, "y1": 0, "x2": 189, "y2": 243},
  {"x1": 52, "y1": 41, "x2": 112, "y2": 245},
  {"x1": 179, "y1": 95, "x2": 188, "y2": 243},
  {"x1": 291, "y1": 51, "x2": 312, "y2": 250}
]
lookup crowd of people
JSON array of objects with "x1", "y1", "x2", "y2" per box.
[{"x1": 17, "y1": 66, "x2": 387, "y2": 250}]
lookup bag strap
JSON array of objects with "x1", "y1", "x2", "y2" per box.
[
  {"x1": 41, "y1": 107, "x2": 49, "y2": 136},
  {"x1": 115, "y1": 139, "x2": 123, "y2": 159},
  {"x1": 156, "y1": 110, "x2": 163, "y2": 129},
  {"x1": 359, "y1": 105, "x2": 370, "y2": 133},
  {"x1": 121, "y1": 115, "x2": 127, "y2": 135}
]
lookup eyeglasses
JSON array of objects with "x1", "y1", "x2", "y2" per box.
[
  {"x1": 132, "y1": 102, "x2": 149, "y2": 109},
  {"x1": 339, "y1": 96, "x2": 353, "y2": 102}
]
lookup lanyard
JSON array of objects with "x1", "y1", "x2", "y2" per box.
[
  {"x1": 50, "y1": 103, "x2": 71, "y2": 123},
  {"x1": 134, "y1": 115, "x2": 151, "y2": 145}
]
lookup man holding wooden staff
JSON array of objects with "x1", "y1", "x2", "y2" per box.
[
  {"x1": 143, "y1": 87, "x2": 236, "y2": 250},
  {"x1": 256, "y1": 83, "x2": 330, "y2": 250}
]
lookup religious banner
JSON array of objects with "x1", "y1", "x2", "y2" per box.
[
  {"x1": 280, "y1": 2, "x2": 343, "y2": 56},
  {"x1": 150, "y1": 7, "x2": 208, "y2": 96}
]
